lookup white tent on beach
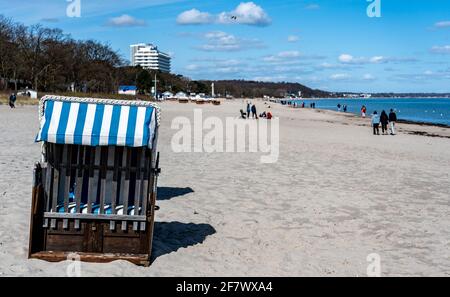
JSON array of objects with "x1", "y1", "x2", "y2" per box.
[
  {"x1": 161, "y1": 91, "x2": 174, "y2": 100},
  {"x1": 175, "y1": 92, "x2": 188, "y2": 99}
]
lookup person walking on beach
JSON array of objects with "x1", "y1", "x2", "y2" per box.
[
  {"x1": 361, "y1": 105, "x2": 367, "y2": 118},
  {"x1": 372, "y1": 111, "x2": 380, "y2": 135},
  {"x1": 343, "y1": 105, "x2": 348, "y2": 113},
  {"x1": 251, "y1": 104, "x2": 258, "y2": 119},
  {"x1": 380, "y1": 110, "x2": 389, "y2": 135},
  {"x1": 337, "y1": 104, "x2": 341, "y2": 112},
  {"x1": 246, "y1": 102, "x2": 251, "y2": 119},
  {"x1": 9, "y1": 93, "x2": 16, "y2": 109},
  {"x1": 389, "y1": 109, "x2": 397, "y2": 135}
]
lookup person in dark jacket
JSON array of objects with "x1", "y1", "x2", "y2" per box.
[
  {"x1": 389, "y1": 109, "x2": 397, "y2": 135},
  {"x1": 9, "y1": 93, "x2": 16, "y2": 109},
  {"x1": 251, "y1": 104, "x2": 258, "y2": 119},
  {"x1": 380, "y1": 110, "x2": 389, "y2": 135}
]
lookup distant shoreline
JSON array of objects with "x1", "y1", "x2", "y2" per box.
[
  {"x1": 284, "y1": 97, "x2": 450, "y2": 100},
  {"x1": 317, "y1": 109, "x2": 450, "y2": 129},
  {"x1": 330, "y1": 108, "x2": 450, "y2": 128},
  {"x1": 280, "y1": 97, "x2": 450, "y2": 128}
]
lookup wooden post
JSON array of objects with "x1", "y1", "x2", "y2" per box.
[
  {"x1": 120, "y1": 148, "x2": 131, "y2": 231},
  {"x1": 87, "y1": 147, "x2": 97, "y2": 214},
  {"x1": 140, "y1": 149, "x2": 151, "y2": 231},
  {"x1": 51, "y1": 144, "x2": 62, "y2": 229},
  {"x1": 110, "y1": 147, "x2": 122, "y2": 231},
  {"x1": 43, "y1": 144, "x2": 53, "y2": 228},
  {"x1": 74, "y1": 146, "x2": 84, "y2": 230},
  {"x1": 75, "y1": 146, "x2": 84, "y2": 214},
  {"x1": 133, "y1": 149, "x2": 144, "y2": 231},
  {"x1": 99, "y1": 147, "x2": 108, "y2": 215}
]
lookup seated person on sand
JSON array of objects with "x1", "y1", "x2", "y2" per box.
[
  {"x1": 259, "y1": 111, "x2": 273, "y2": 119},
  {"x1": 240, "y1": 109, "x2": 247, "y2": 119}
]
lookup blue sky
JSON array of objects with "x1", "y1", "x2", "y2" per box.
[{"x1": 1, "y1": 0, "x2": 449, "y2": 93}]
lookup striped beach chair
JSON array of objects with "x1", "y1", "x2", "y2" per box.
[{"x1": 28, "y1": 95, "x2": 161, "y2": 266}]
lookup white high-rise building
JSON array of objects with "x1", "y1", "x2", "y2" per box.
[{"x1": 130, "y1": 43, "x2": 171, "y2": 73}]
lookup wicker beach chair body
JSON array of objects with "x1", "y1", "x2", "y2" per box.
[{"x1": 28, "y1": 96, "x2": 161, "y2": 266}]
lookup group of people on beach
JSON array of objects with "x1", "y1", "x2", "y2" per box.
[
  {"x1": 291, "y1": 101, "x2": 316, "y2": 109},
  {"x1": 337, "y1": 104, "x2": 348, "y2": 113},
  {"x1": 336, "y1": 103, "x2": 398, "y2": 135},
  {"x1": 246, "y1": 102, "x2": 258, "y2": 119},
  {"x1": 241, "y1": 101, "x2": 272, "y2": 120},
  {"x1": 371, "y1": 109, "x2": 398, "y2": 135}
]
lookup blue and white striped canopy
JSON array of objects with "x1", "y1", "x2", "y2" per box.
[{"x1": 36, "y1": 97, "x2": 158, "y2": 148}]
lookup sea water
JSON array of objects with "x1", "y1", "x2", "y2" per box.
[{"x1": 289, "y1": 98, "x2": 450, "y2": 126}]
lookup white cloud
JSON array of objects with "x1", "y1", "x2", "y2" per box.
[
  {"x1": 434, "y1": 21, "x2": 450, "y2": 28},
  {"x1": 393, "y1": 70, "x2": 450, "y2": 81},
  {"x1": 176, "y1": 9, "x2": 213, "y2": 25},
  {"x1": 338, "y1": 54, "x2": 355, "y2": 63},
  {"x1": 189, "y1": 58, "x2": 243, "y2": 66},
  {"x1": 278, "y1": 51, "x2": 301, "y2": 58},
  {"x1": 197, "y1": 31, "x2": 264, "y2": 52},
  {"x1": 263, "y1": 51, "x2": 321, "y2": 63},
  {"x1": 263, "y1": 51, "x2": 326, "y2": 66},
  {"x1": 185, "y1": 64, "x2": 201, "y2": 71},
  {"x1": 330, "y1": 73, "x2": 351, "y2": 81},
  {"x1": 339, "y1": 54, "x2": 418, "y2": 64},
  {"x1": 216, "y1": 59, "x2": 241, "y2": 66},
  {"x1": 177, "y1": 2, "x2": 271, "y2": 26},
  {"x1": 107, "y1": 14, "x2": 146, "y2": 27},
  {"x1": 431, "y1": 45, "x2": 450, "y2": 54},
  {"x1": 215, "y1": 67, "x2": 241, "y2": 74},
  {"x1": 317, "y1": 62, "x2": 343, "y2": 69},
  {"x1": 370, "y1": 56, "x2": 385, "y2": 63},
  {"x1": 182, "y1": 58, "x2": 247, "y2": 77},
  {"x1": 338, "y1": 54, "x2": 368, "y2": 64},
  {"x1": 362, "y1": 74, "x2": 376, "y2": 81},
  {"x1": 217, "y1": 2, "x2": 271, "y2": 26},
  {"x1": 369, "y1": 56, "x2": 417, "y2": 63},
  {"x1": 287, "y1": 35, "x2": 300, "y2": 42}
]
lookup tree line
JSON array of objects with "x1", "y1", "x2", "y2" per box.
[
  {"x1": 202, "y1": 80, "x2": 331, "y2": 98},
  {"x1": 0, "y1": 15, "x2": 330, "y2": 98}
]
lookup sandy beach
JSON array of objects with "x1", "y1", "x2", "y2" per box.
[{"x1": 0, "y1": 99, "x2": 449, "y2": 277}]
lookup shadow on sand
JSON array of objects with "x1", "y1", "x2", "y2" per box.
[
  {"x1": 157, "y1": 187, "x2": 194, "y2": 201},
  {"x1": 151, "y1": 222, "x2": 216, "y2": 263}
]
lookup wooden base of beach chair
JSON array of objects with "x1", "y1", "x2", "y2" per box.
[
  {"x1": 178, "y1": 99, "x2": 189, "y2": 104},
  {"x1": 29, "y1": 186, "x2": 156, "y2": 266},
  {"x1": 29, "y1": 144, "x2": 160, "y2": 267},
  {"x1": 30, "y1": 251, "x2": 151, "y2": 266},
  {"x1": 212, "y1": 101, "x2": 221, "y2": 106}
]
